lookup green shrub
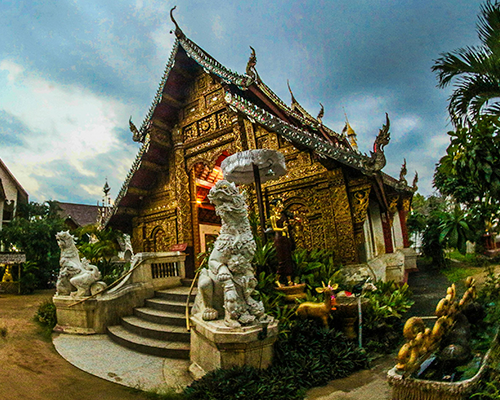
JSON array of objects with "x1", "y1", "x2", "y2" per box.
[
  {"x1": 35, "y1": 299, "x2": 57, "y2": 330},
  {"x1": 184, "y1": 320, "x2": 368, "y2": 400},
  {"x1": 362, "y1": 281, "x2": 414, "y2": 353}
]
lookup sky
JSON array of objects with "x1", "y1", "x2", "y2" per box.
[{"x1": 0, "y1": 0, "x2": 485, "y2": 205}]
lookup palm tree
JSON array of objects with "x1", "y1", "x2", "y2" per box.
[{"x1": 432, "y1": 1, "x2": 500, "y2": 125}]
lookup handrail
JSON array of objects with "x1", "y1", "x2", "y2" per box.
[
  {"x1": 67, "y1": 252, "x2": 186, "y2": 308},
  {"x1": 68, "y1": 255, "x2": 146, "y2": 308},
  {"x1": 185, "y1": 268, "x2": 201, "y2": 331}
]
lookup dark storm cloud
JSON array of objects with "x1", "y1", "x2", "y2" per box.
[{"x1": 0, "y1": 0, "x2": 488, "y2": 201}]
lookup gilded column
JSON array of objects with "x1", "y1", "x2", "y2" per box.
[
  {"x1": 328, "y1": 169, "x2": 357, "y2": 264},
  {"x1": 399, "y1": 197, "x2": 411, "y2": 248},
  {"x1": 190, "y1": 167, "x2": 201, "y2": 267},
  {"x1": 172, "y1": 126, "x2": 193, "y2": 246},
  {"x1": 229, "y1": 110, "x2": 245, "y2": 153},
  {"x1": 348, "y1": 180, "x2": 372, "y2": 263}
]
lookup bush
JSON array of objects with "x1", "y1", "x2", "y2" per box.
[
  {"x1": 362, "y1": 281, "x2": 414, "y2": 353},
  {"x1": 184, "y1": 320, "x2": 368, "y2": 400},
  {"x1": 35, "y1": 299, "x2": 57, "y2": 331}
]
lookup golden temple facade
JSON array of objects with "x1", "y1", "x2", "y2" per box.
[{"x1": 107, "y1": 11, "x2": 416, "y2": 279}]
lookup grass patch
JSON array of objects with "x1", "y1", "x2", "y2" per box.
[
  {"x1": 442, "y1": 264, "x2": 480, "y2": 283},
  {"x1": 144, "y1": 388, "x2": 187, "y2": 400}
]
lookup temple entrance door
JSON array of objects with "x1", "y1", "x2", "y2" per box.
[{"x1": 191, "y1": 152, "x2": 229, "y2": 266}]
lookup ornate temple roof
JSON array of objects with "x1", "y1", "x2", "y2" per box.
[{"x1": 107, "y1": 10, "x2": 414, "y2": 230}]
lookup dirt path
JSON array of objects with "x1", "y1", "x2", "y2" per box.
[{"x1": 0, "y1": 290, "x2": 148, "y2": 400}]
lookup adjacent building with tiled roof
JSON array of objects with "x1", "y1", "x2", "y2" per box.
[{"x1": 55, "y1": 202, "x2": 100, "y2": 230}]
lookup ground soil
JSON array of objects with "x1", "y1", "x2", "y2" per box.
[{"x1": 0, "y1": 289, "x2": 148, "y2": 400}]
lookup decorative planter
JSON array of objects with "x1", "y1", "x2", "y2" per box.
[
  {"x1": 334, "y1": 297, "x2": 368, "y2": 339},
  {"x1": 275, "y1": 283, "x2": 307, "y2": 303},
  {"x1": 387, "y1": 334, "x2": 498, "y2": 400}
]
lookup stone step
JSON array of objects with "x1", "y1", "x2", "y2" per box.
[
  {"x1": 145, "y1": 297, "x2": 193, "y2": 314},
  {"x1": 134, "y1": 307, "x2": 188, "y2": 327},
  {"x1": 121, "y1": 316, "x2": 190, "y2": 342},
  {"x1": 107, "y1": 325, "x2": 190, "y2": 359},
  {"x1": 155, "y1": 286, "x2": 197, "y2": 302}
]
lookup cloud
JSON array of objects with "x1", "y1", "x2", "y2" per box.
[
  {"x1": 0, "y1": 59, "x2": 137, "y2": 201},
  {"x1": 211, "y1": 15, "x2": 224, "y2": 40}
]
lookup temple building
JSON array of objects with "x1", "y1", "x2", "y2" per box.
[{"x1": 106, "y1": 11, "x2": 417, "y2": 281}]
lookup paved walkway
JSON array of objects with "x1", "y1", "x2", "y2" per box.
[{"x1": 53, "y1": 334, "x2": 192, "y2": 392}]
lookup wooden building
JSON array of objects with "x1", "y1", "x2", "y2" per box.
[
  {"x1": 0, "y1": 158, "x2": 28, "y2": 231},
  {"x1": 106, "y1": 12, "x2": 417, "y2": 280}
]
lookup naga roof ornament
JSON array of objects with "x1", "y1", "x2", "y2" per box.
[
  {"x1": 412, "y1": 171, "x2": 419, "y2": 192},
  {"x1": 246, "y1": 46, "x2": 258, "y2": 81},
  {"x1": 399, "y1": 159, "x2": 408, "y2": 186},
  {"x1": 365, "y1": 113, "x2": 390, "y2": 172},
  {"x1": 287, "y1": 79, "x2": 299, "y2": 110},
  {"x1": 169, "y1": 6, "x2": 185, "y2": 39},
  {"x1": 129, "y1": 117, "x2": 142, "y2": 142},
  {"x1": 317, "y1": 103, "x2": 324, "y2": 124}
]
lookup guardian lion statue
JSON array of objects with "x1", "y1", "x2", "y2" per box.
[
  {"x1": 196, "y1": 180, "x2": 272, "y2": 328},
  {"x1": 55, "y1": 231, "x2": 107, "y2": 297}
]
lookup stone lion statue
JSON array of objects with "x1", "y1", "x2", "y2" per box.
[
  {"x1": 55, "y1": 231, "x2": 106, "y2": 298},
  {"x1": 196, "y1": 180, "x2": 272, "y2": 328}
]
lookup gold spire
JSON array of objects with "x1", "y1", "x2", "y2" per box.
[{"x1": 343, "y1": 110, "x2": 358, "y2": 150}]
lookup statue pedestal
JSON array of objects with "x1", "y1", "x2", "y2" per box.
[
  {"x1": 189, "y1": 314, "x2": 279, "y2": 379},
  {"x1": 53, "y1": 295, "x2": 98, "y2": 334}
]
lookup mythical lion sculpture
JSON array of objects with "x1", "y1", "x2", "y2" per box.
[
  {"x1": 55, "y1": 231, "x2": 106, "y2": 298},
  {"x1": 196, "y1": 180, "x2": 272, "y2": 328}
]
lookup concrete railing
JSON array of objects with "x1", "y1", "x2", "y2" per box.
[{"x1": 53, "y1": 252, "x2": 186, "y2": 334}]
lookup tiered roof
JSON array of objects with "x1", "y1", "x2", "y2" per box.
[{"x1": 106, "y1": 9, "x2": 414, "y2": 231}]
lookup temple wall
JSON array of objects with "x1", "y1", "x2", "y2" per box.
[
  {"x1": 253, "y1": 125, "x2": 358, "y2": 264},
  {"x1": 368, "y1": 202, "x2": 385, "y2": 257},
  {"x1": 392, "y1": 212, "x2": 404, "y2": 249}
]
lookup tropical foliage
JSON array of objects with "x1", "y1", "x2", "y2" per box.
[
  {"x1": 75, "y1": 225, "x2": 126, "y2": 285},
  {"x1": 0, "y1": 201, "x2": 66, "y2": 292},
  {"x1": 438, "y1": 205, "x2": 474, "y2": 255},
  {"x1": 183, "y1": 320, "x2": 368, "y2": 400},
  {"x1": 434, "y1": 116, "x2": 500, "y2": 240},
  {"x1": 432, "y1": 1, "x2": 500, "y2": 125}
]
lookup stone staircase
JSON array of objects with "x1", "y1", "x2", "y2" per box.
[{"x1": 107, "y1": 285, "x2": 196, "y2": 359}]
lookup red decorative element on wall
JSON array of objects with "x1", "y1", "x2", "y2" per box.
[
  {"x1": 399, "y1": 209, "x2": 410, "y2": 248},
  {"x1": 381, "y1": 213, "x2": 394, "y2": 253}
]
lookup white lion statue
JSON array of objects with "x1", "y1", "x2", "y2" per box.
[
  {"x1": 196, "y1": 180, "x2": 272, "y2": 328},
  {"x1": 55, "y1": 231, "x2": 107, "y2": 298}
]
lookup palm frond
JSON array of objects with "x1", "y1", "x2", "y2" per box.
[
  {"x1": 448, "y1": 74, "x2": 500, "y2": 124},
  {"x1": 478, "y1": 0, "x2": 500, "y2": 53}
]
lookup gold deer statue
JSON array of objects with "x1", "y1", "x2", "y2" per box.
[{"x1": 296, "y1": 282, "x2": 339, "y2": 327}]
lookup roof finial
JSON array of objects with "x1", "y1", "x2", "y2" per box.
[
  {"x1": 170, "y1": 6, "x2": 185, "y2": 39},
  {"x1": 317, "y1": 103, "x2": 324, "y2": 124},
  {"x1": 245, "y1": 46, "x2": 257, "y2": 80},
  {"x1": 399, "y1": 159, "x2": 408, "y2": 185},
  {"x1": 342, "y1": 108, "x2": 358, "y2": 150},
  {"x1": 412, "y1": 171, "x2": 419, "y2": 192},
  {"x1": 287, "y1": 80, "x2": 298, "y2": 107}
]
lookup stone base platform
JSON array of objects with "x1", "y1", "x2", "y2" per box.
[{"x1": 189, "y1": 314, "x2": 278, "y2": 379}]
